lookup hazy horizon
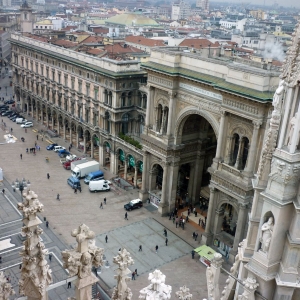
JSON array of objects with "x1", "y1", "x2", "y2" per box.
[{"x1": 211, "y1": 0, "x2": 300, "y2": 8}]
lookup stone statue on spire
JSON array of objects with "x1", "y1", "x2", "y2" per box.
[{"x1": 0, "y1": 271, "x2": 15, "y2": 300}]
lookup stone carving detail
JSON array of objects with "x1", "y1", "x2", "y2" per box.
[
  {"x1": 269, "y1": 159, "x2": 300, "y2": 186},
  {"x1": 148, "y1": 75, "x2": 173, "y2": 88},
  {"x1": 175, "y1": 285, "x2": 193, "y2": 299},
  {"x1": 139, "y1": 269, "x2": 172, "y2": 299},
  {"x1": 111, "y1": 248, "x2": 134, "y2": 300},
  {"x1": 257, "y1": 81, "x2": 284, "y2": 180},
  {"x1": 211, "y1": 175, "x2": 247, "y2": 197},
  {"x1": 259, "y1": 217, "x2": 274, "y2": 253},
  {"x1": 223, "y1": 98, "x2": 259, "y2": 115},
  {"x1": 221, "y1": 253, "x2": 240, "y2": 300},
  {"x1": 206, "y1": 253, "x2": 223, "y2": 300},
  {"x1": 281, "y1": 22, "x2": 300, "y2": 86},
  {"x1": 18, "y1": 190, "x2": 52, "y2": 300},
  {"x1": 62, "y1": 224, "x2": 104, "y2": 300},
  {"x1": 238, "y1": 274, "x2": 259, "y2": 300},
  {"x1": 0, "y1": 271, "x2": 15, "y2": 300}
]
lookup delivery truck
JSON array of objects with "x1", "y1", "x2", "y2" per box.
[
  {"x1": 72, "y1": 160, "x2": 100, "y2": 179},
  {"x1": 66, "y1": 158, "x2": 87, "y2": 171}
]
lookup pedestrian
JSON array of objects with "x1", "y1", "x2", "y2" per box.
[
  {"x1": 57, "y1": 194, "x2": 60, "y2": 200},
  {"x1": 139, "y1": 245, "x2": 142, "y2": 251},
  {"x1": 105, "y1": 235, "x2": 108, "y2": 243},
  {"x1": 175, "y1": 218, "x2": 178, "y2": 228},
  {"x1": 26, "y1": 148, "x2": 28, "y2": 153},
  {"x1": 67, "y1": 282, "x2": 71, "y2": 289},
  {"x1": 10, "y1": 128, "x2": 12, "y2": 133},
  {"x1": 155, "y1": 245, "x2": 158, "y2": 253},
  {"x1": 20, "y1": 153, "x2": 22, "y2": 159},
  {"x1": 46, "y1": 221, "x2": 49, "y2": 228},
  {"x1": 0, "y1": 256, "x2": 2, "y2": 263},
  {"x1": 100, "y1": 202, "x2": 103, "y2": 209},
  {"x1": 172, "y1": 215, "x2": 175, "y2": 223},
  {"x1": 186, "y1": 215, "x2": 189, "y2": 223},
  {"x1": 125, "y1": 212, "x2": 128, "y2": 220},
  {"x1": 47, "y1": 173, "x2": 50, "y2": 179},
  {"x1": 104, "y1": 197, "x2": 106, "y2": 204},
  {"x1": 135, "y1": 268, "x2": 138, "y2": 276},
  {"x1": 164, "y1": 228, "x2": 167, "y2": 237},
  {"x1": 193, "y1": 232, "x2": 195, "y2": 239},
  {"x1": 192, "y1": 250, "x2": 195, "y2": 259},
  {"x1": 131, "y1": 271, "x2": 135, "y2": 280},
  {"x1": 36, "y1": 134, "x2": 38, "y2": 140},
  {"x1": 49, "y1": 253, "x2": 52, "y2": 262},
  {"x1": 182, "y1": 219, "x2": 185, "y2": 230},
  {"x1": 193, "y1": 207, "x2": 196, "y2": 216},
  {"x1": 69, "y1": 146, "x2": 71, "y2": 151},
  {"x1": 2, "y1": 189, "x2": 4, "y2": 194},
  {"x1": 74, "y1": 188, "x2": 77, "y2": 194},
  {"x1": 165, "y1": 238, "x2": 168, "y2": 246},
  {"x1": 19, "y1": 263, "x2": 22, "y2": 269},
  {"x1": 78, "y1": 186, "x2": 82, "y2": 193}
]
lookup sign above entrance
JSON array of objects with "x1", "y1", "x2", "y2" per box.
[{"x1": 179, "y1": 82, "x2": 223, "y2": 101}]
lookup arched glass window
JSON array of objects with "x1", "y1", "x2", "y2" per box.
[
  {"x1": 231, "y1": 134, "x2": 240, "y2": 166},
  {"x1": 121, "y1": 93, "x2": 126, "y2": 107}
]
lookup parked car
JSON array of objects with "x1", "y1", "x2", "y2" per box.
[
  {"x1": 53, "y1": 146, "x2": 66, "y2": 152},
  {"x1": 4, "y1": 100, "x2": 15, "y2": 105},
  {"x1": 16, "y1": 118, "x2": 27, "y2": 124},
  {"x1": 20, "y1": 121, "x2": 33, "y2": 128},
  {"x1": 58, "y1": 150, "x2": 71, "y2": 158},
  {"x1": 0, "y1": 105, "x2": 9, "y2": 109},
  {"x1": 67, "y1": 176, "x2": 81, "y2": 189},
  {"x1": 2, "y1": 111, "x2": 13, "y2": 116},
  {"x1": 9, "y1": 114, "x2": 18, "y2": 120},
  {"x1": 46, "y1": 143, "x2": 58, "y2": 150},
  {"x1": 124, "y1": 199, "x2": 143, "y2": 211}
]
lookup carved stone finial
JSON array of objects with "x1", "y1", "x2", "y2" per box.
[
  {"x1": 206, "y1": 253, "x2": 223, "y2": 300},
  {"x1": 62, "y1": 225, "x2": 104, "y2": 300},
  {"x1": 175, "y1": 285, "x2": 193, "y2": 299},
  {"x1": 238, "y1": 274, "x2": 259, "y2": 300},
  {"x1": 0, "y1": 272, "x2": 15, "y2": 300},
  {"x1": 18, "y1": 190, "x2": 52, "y2": 300},
  {"x1": 111, "y1": 248, "x2": 134, "y2": 300},
  {"x1": 139, "y1": 269, "x2": 172, "y2": 299}
]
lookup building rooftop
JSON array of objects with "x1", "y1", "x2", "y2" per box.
[
  {"x1": 106, "y1": 12, "x2": 159, "y2": 27},
  {"x1": 125, "y1": 36, "x2": 165, "y2": 47}
]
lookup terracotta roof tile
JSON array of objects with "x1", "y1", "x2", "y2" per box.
[
  {"x1": 104, "y1": 43, "x2": 144, "y2": 54},
  {"x1": 125, "y1": 36, "x2": 165, "y2": 47},
  {"x1": 51, "y1": 39, "x2": 78, "y2": 48},
  {"x1": 80, "y1": 35, "x2": 104, "y2": 44},
  {"x1": 179, "y1": 38, "x2": 220, "y2": 48}
]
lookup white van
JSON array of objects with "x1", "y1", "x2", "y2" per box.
[
  {"x1": 89, "y1": 180, "x2": 110, "y2": 192},
  {"x1": 16, "y1": 118, "x2": 27, "y2": 124}
]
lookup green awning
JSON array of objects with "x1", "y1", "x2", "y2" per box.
[
  {"x1": 119, "y1": 149, "x2": 125, "y2": 161},
  {"x1": 128, "y1": 155, "x2": 135, "y2": 167},
  {"x1": 194, "y1": 245, "x2": 216, "y2": 260}
]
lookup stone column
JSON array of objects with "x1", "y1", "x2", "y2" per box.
[
  {"x1": 206, "y1": 253, "x2": 223, "y2": 300},
  {"x1": 213, "y1": 207, "x2": 224, "y2": 236},
  {"x1": 35, "y1": 106, "x2": 38, "y2": 121},
  {"x1": 76, "y1": 131, "x2": 79, "y2": 149},
  {"x1": 232, "y1": 203, "x2": 248, "y2": 252},
  {"x1": 139, "y1": 152, "x2": 149, "y2": 201},
  {"x1": 91, "y1": 141, "x2": 94, "y2": 159},
  {"x1": 214, "y1": 111, "x2": 226, "y2": 164},
  {"x1": 110, "y1": 151, "x2": 118, "y2": 175},
  {"x1": 145, "y1": 87, "x2": 153, "y2": 128},
  {"x1": 99, "y1": 145, "x2": 104, "y2": 166},
  {"x1": 134, "y1": 167, "x2": 138, "y2": 187},
  {"x1": 57, "y1": 120, "x2": 60, "y2": 136},
  {"x1": 154, "y1": 106, "x2": 158, "y2": 132},
  {"x1": 124, "y1": 159, "x2": 128, "y2": 181},
  {"x1": 51, "y1": 116, "x2": 54, "y2": 130},
  {"x1": 83, "y1": 135, "x2": 86, "y2": 154},
  {"x1": 160, "y1": 109, "x2": 166, "y2": 135},
  {"x1": 187, "y1": 164, "x2": 195, "y2": 200},
  {"x1": 70, "y1": 128, "x2": 72, "y2": 145},
  {"x1": 244, "y1": 122, "x2": 261, "y2": 174},
  {"x1": 192, "y1": 156, "x2": 204, "y2": 204},
  {"x1": 46, "y1": 111, "x2": 49, "y2": 128},
  {"x1": 234, "y1": 139, "x2": 245, "y2": 169},
  {"x1": 205, "y1": 187, "x2": 216, "y2": 235},
  {"x1": 167, "y1": 97, "x2": 174, "y2": 136},
  {"x1": 63, "y1": 123, "x2": 66, "y2": 140},
  {"x1": 158, "y1": 164, "x2": 169, "y2": 215}
]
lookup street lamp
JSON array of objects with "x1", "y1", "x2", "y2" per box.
[{"x1": 12, "y1": 178, "x2": 30, "y2": 201}]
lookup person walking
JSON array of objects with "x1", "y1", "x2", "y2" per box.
[
  {"x1": 155, "y1": 245, "x2": 158, "y2": 253},
  {"x1": 46, "y1": 221, "x2": 49, "y2": 228},
  {"x1": 165, "y1": 238, "x2": 168, "y2": 246},
  {"x1": 20, "y1": 153, "x2": 22, "y2": 159},
  {"x1": 67, "y1": 282, "x2": 71, "y2": 289},
  {"x1": 36, "y1": 134, "x2": 38, "y2": 140},
  {"x1": 139, "y1": 245, "x2": 142, "y2": 251},
  {"x1": 175, "y1": 217, "x2": 179, "y2": 228},
  {"x1": 78, "y1": 186, "x2": 82, "y2": 193},
  {"x1": 105, "y1": 235, "x2": 108, "y2": 243},
  {"x1": 49, "y1": 253, "x2": 52, "y2": 262},
  {"x1": 131, "y1": 271, "x2": 136, "y2": 280},
  {"x1": 135, "y1": 269, "x2": 138, "y2": 276},
  {"x1": 100, "y1": 202, "x2": 103, "y2": 209},
  {"x1": 192, "y1": 250, "x2": 195, "y2": 259},
  {"x1": 0, "y1": 256, "x2": 2, "y2": 263},
  {"x1": 57, "y1": 194, "x2": 60, "y2": 200},
  {"x1": 164, "y1": 228, "x2": 167, "y2": 237},
  {"x1": 104, "y1": 197, "x2": 106, "y2": 205},
  {"x1": 182, "y1": 219, "x2": 185, "y2": 230},
  {"x1": 125, "y1": 212, "x2": 128, "y2": 220},
  {"x1": 186, "y1": 215, "x2": 189, "y2": 223},
  {"x1": 74, "y1": 188, "x2": 77, "y2": 194},
  {"x1": 2, "y1": 189, "x2": 4, "y2": 194},
  {"x1": 47, "y1": 173, "x2": 50, "y2": 179}
]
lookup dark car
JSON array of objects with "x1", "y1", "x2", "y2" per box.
[
  {"x1": 46, "y1": 143, "x2": 58, "y2": 150},
  {"x1": 2, "y1": 111, "x2": 13, "y2": 116},
  {"x1": 124, "y1": 199, "x2": 143, "y2": 211},
  {"x1": 58, "y1": 150, "x2": 70, "y2": 158},
  {"x1": 6, "y1": 100, "x2": 15, "y2": 104},
  {"x1": 0, "y1": 105, "x2": 9, "y2": 109}
]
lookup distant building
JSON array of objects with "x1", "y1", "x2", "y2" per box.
[
  {"x1": 196, "y1": 0, "x2": 209, "y2": 11},
  {"x1": 171, "y1": 1, "x2": 191, "y2": 21},
  {"x1": 249, "y1": 10, "x2": 265, "y2": 20},
  {"x1": 0, "y1": 30, "x2": 11, "y2": 66}
]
